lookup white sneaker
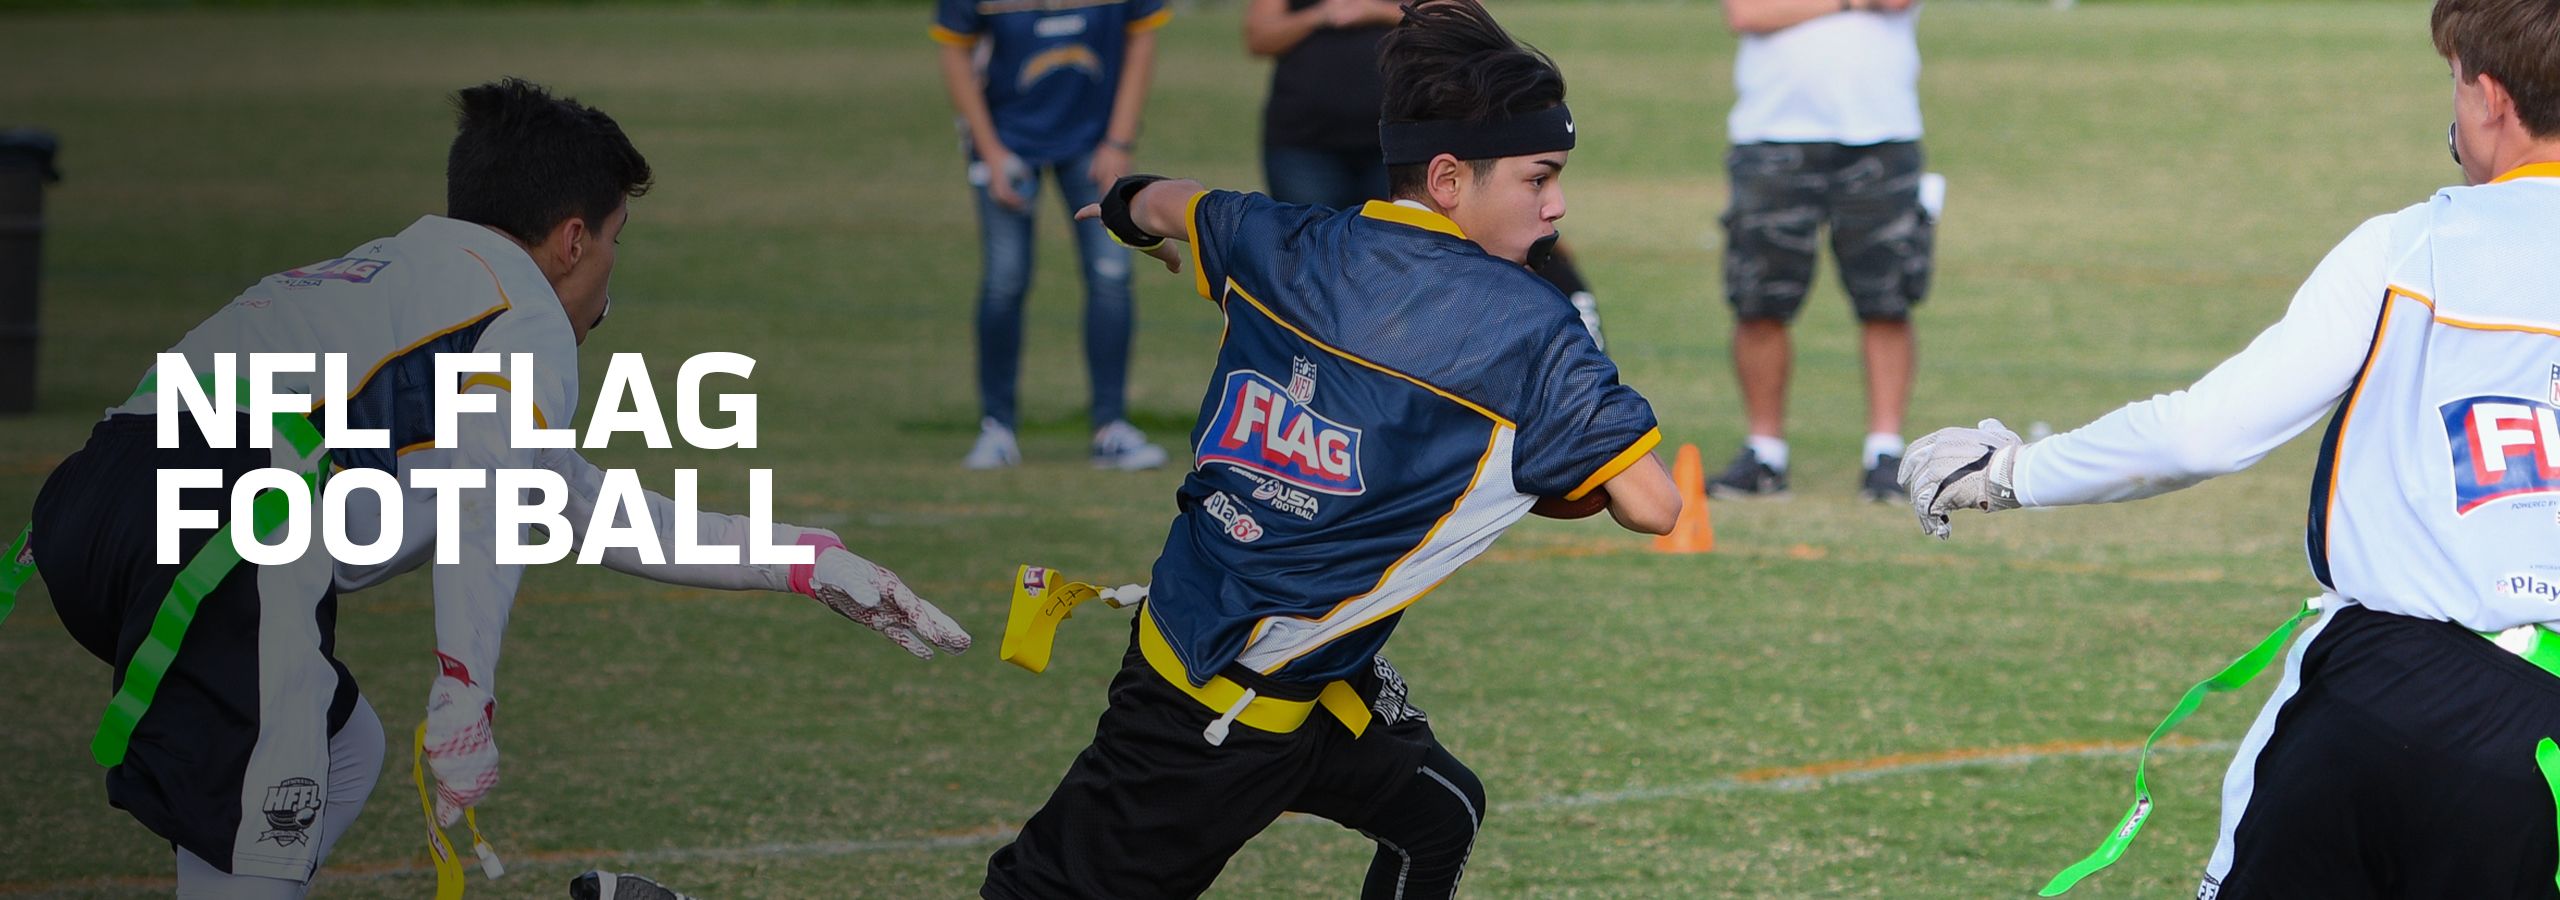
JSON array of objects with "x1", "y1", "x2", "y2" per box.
[
  {"x1": 1091, "y1": 420, "x2": 1168, "y2": 471},
  {"x1": 963, "y1": 418, "x2": 1020, "y2": 470}
]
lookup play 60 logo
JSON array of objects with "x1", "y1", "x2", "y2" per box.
[
  {"x1": 1202, "y1": 492, "x2": 1265, "y2": 544},
  {"x1": 2494, "y1": 572, "x2": 2560, "y2": 603}
]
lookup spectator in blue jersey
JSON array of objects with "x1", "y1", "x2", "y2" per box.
[
  {"x1": 1245, "y1": 0, "x2": 1614, "y2": 350},
  {"x1": 980, "y1": 3, "x2": 1681, "y2": 898},
  {"x1": 932, "y1": 0, "x2": 1172, "y2": 471}
]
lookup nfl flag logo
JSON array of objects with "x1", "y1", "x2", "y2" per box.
[{"x1": 1287, "y1": 356, "x2": 1319, "y2": 406}]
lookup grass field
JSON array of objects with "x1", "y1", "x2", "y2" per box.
[{"x1": 0, "y1": 2, "x2": 2461, "y2": 897}]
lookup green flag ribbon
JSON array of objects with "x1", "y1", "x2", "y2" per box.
[
  {"x1": 0, "y1": 524, "x2": 33, "y2": 626},
  {"x1": 2039, "y1": 598, "x2": 2320, "y2": 896},
  {"x1": 86, "y1": 373, "x2": 330, "y2": 767}
]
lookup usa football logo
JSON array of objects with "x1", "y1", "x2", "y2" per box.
[
  {"x1": 1199, "y1": 369, "x2": 1365, "y2": 496},
  {"x1": 278, "y1": 257, "x2": 391, "y2": 284},
  {"x1": 2441, "y1": 395, "x2": 2560, "y2": 514}
]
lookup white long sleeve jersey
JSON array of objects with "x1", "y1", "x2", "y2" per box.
[
  {"x1": 119, "y1": 215, "x2": 802, "y2": 693},
  {"x1": 2015, "y1": 165, "x2": 2560, "y2": 630}
]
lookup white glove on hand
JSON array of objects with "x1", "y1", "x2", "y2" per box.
[
  {"x1": 1898, "y1": 418, "x2": 2025, "y2": 540},
  {"x1": 423, "y1": 673, "x2": 498, "y2": 827},
  {"x1": 804, "y1": 547, "x2": 973, "y2": 659}
]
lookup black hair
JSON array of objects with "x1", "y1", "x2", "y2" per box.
[
  {"x1": 1377, "y1": 0, "x2": 1568, "y2": 198},
  {"x1": 445, "y1": 78, "x2": 653, "y2": 246}
]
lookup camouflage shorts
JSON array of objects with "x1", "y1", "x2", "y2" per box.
[{"x1": 1720, "y1": 141, "x2": 1935, "y2": 323}]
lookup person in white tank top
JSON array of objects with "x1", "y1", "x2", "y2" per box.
[
  {"x1": 1898, "y1": 1, "x2": 2560, "y2": 896},
  {"x1": 1713, "y1": 0, "x2": 1937, "y2": 505}
]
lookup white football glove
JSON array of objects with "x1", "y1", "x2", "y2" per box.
[
  {"x1": 801, "y1": 547, "x2": 973, "y2": 659},
  {"x1": 1898, "y1": 418, "x2": 2025, "y2": 540},
  {"x1": 422, "y1": 672, "x2": 499, "y2": 827}
]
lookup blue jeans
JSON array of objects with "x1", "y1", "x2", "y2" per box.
[
  {"x1": 972, "y1": 150, "x2": 1133, "y2": 431},
  {"x1": 1262, "y1": 143, "x2": 1388, "y2": 210}
]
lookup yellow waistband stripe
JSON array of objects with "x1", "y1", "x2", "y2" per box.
[{"x1": 1139, "y1": 608, "x2": 1369, "y2": 739}]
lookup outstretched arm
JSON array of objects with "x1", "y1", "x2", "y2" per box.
[
  {"x1": 1898, "y1": 214, "x2": 2393, "y2": 538},
  {"x1": 539, "y1": 446, "x2": 971, "y2": 659},
  {"x1": 1602, "y1": 453, "x2": 1681, "y2": 535},
  {"x1": 1075, "y1": 177, "x2": 1205, "y2": 273}
]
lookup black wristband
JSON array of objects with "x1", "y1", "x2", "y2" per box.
[{"x1": 1101, "y1": 174, "x2": 1169, "y2": 250}]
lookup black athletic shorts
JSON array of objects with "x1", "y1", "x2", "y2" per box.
[
  {"x1": 2205, "y1": 604, "x2": 2560, "y2": 899},
  {"x1": 32, "y1": 414, "x2": 358, "y2": 876},
  {"x1": 983, "y1": 615, "x2": 1445, "y2": 900},
  {"x1": 1721, "y1": 140, "x2": 1935, "y2": 323}
]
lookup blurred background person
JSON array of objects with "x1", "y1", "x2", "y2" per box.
[
  {"x1": 1245, "y1": 0, "x2": 1611, "y2": 349},
  {"x1": 1247, "y1": 0, "x2": 1401, "y2": 209},
  {"x1": 933, "y1": 0, "x2": 1172, "y2": 471},
  {"x1": 1712, "y1": 0, "x2": 1935, "y2": 502}
]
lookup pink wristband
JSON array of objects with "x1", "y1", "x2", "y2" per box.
[{"x1": 789, "y1": 532, "x2": 847, "y2": 597}]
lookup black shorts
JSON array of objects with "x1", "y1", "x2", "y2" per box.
[
  {"x1": 1721, "y1": 140, "x2": 1935, "y2": 323},
  {"x1": 983, "y1": 616, "x2": 1448, "y2": 900},
  {"x1": 32, "y1": 415, "x2": 358, "y2": 878},
  {"x1": 2204, "y1": 604, "x2": 2560, "y2": 899}
]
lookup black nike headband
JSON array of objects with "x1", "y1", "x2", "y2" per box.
[{"x1": 1378, "y1": 104, "x2": 1575, "y2": 167}]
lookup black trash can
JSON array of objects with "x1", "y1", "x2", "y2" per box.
[{"x1": 0, "y1": 128, "x2": 60, "y2": 415}]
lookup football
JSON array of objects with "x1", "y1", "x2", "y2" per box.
[{"x1": 1530, "y1": 486, "x2": 1609, "y2": 520}]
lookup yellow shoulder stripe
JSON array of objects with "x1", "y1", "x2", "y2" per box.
[
  {"x1": 1357, "y1": 200, "x2": 1467, "y2": 239},
  {"x1": 1565, "y1": 426, "x2": 1662, "y2": 501},
  {"x1": 1186, "y1": 190, "x2": 1213, "y2": 302},
  {"x1": 457, "y1": 372, "x2": 550, "y2": 430},
  {"x1": 1224, "y1": 280, "x2": 1513, "y2": 428}
]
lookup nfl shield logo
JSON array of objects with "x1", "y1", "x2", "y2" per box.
[
  {"x1": 2548, "y1": 364, "x2": 2560, "y2": 406},
  {"x1": 1287, "y1": 356, "x2": 1318, "y2": 406}
]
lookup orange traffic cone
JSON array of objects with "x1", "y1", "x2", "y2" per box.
[{"x1": 1653, "y1": 443, "x2": 1714, "y2": 553}]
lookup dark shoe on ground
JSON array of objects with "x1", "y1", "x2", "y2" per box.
[
  {"x1": 570, "y1": 871, "x2": 697, "y2": 900},
  {"x1": 1861, "y1": 453, "x2": 1905, "y2": 503},
  {"x1": 1707, "y1": 446, "x2": 1789, "y2": 498}
]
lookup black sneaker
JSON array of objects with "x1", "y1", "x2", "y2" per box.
[
  {"x1": 571, "y1": 872, "x2": 696, "y2": 900},
  {"x1": 1707, "y1": 446, "x2": 1788, "y2": 498},
  {"x1": 1861, "y1": 453, "x2": 1905, "y2": 503}
]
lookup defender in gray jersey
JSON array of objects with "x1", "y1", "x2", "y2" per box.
[
  {"x1": 1901, "y1": 2, "x2": 2560, "y2": 896},
  {"x1": 27, "y1": 79, "x2": 969, "y2": 898}
]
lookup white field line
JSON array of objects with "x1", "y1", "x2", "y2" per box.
[{"x1": 2, "y1": 739, "x2": 2237, "y2": 895}]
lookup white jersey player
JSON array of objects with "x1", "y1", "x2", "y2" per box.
[
  {"x1": 1899, "y1": 2, "x2": 2560, "y2": 896},
  {"x1": 26, "y1": 79, "x2": 968, "y2": 899}
]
